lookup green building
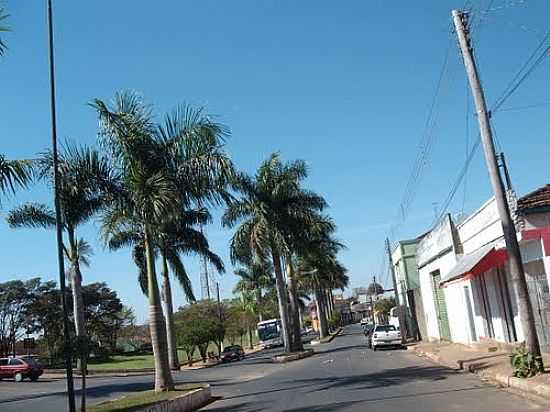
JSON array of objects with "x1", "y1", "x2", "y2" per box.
[{"x1": 391, "y1": 238, "x2": 426, "y2": 340}]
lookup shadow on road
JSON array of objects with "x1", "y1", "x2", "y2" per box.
[
  {"x1": 284, "y1": 365, "x2": 456, "y2": 392},
  {"x1": 282, "y1": 386, "x2": 488, "y2": 411}
]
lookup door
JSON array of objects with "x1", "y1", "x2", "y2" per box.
[
  {"x1": 527, "y1": 273, "x2": 550, "y2": 353},
  {"x1": 431, "y1": 270, "x2": 451, "y2": 340}
]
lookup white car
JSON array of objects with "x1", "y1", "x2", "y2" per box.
[
  {"x1": 371, "y1": 324, "x2": 402, "y2": 351},
  {"x1": 360, "y1": 317, "x2": 369, "y2": 325}
]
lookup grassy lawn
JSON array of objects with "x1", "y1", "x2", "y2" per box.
[
  {"x1": 89, "y1": 384, "x2": 200, "y2": 412},
  {"x1": 88, "y1": 336, "x2": 258, "y2": 370}
]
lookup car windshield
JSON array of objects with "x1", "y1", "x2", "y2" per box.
[
  {"x1": 375, "y1": 325, "x2": 397, "y2": 332},
  {"x1": 223, "y1": 346, "x2": 238, "y2": 353}
]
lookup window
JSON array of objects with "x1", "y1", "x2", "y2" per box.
[
  {"x1": 375, "y1": 325, "x2": 396, "y2": 332},
  {"x1": 8, "y1": 358, "x2": 23, "y2": 366},
  {"x1": 0, "y1": 359, "x2": 8, "y2": 366}
]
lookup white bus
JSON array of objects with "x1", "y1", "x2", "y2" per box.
[{"x1": 257, "y1": 319, "x2": 283, "y2": 349}]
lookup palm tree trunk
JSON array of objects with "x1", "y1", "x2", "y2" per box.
[
  {"x1": 315, "y1": 288, "x2": 328, "y2": 338},
  {"x1": 286, "y1": 259, "x2": 303, "y2": 352},
  {"x1": 144, "y1": 226, "x2": 174, "y2": 392},
  {"x1": 271, "y1": 247, "x2": 291, "y2": 353},
  {"x1": 248, "y1": 326, "x2": 254, "y2": 349},
  {"x1": 161, "y1": 254, "x2": 179, "y2": 371},
  {"x1": 67, "y1": 230, "x2": 87, "y2": 412},
  {"x1": 256, "y1": 289, "x2": 263, "y2": 322}
]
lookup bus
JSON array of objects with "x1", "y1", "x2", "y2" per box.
[{"x1": 257, "y1": 319, "x2": 283, "y2": 349}]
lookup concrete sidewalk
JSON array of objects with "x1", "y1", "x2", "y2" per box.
[{"x1": 408, "y1": 341, "x2": 550, "y2": 402}]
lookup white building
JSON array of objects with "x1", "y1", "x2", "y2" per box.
[{"x1": 417, "y1": 185, "x2": 550, "y2": 351}]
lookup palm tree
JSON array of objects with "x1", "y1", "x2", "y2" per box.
[
  {"x1": 233, "y1": 260, "x2": 274, "y2": 322},
  {"x1": 296, "y1": 235, "x2": 347, "y2": 338},
  {"x1": 223, "y1": 154, "x2": 327, "y2": 353},
  {"x1": 0, "y1": 154, "x2": 32, "y2": 203},
  {"x1": 0, "y1": 6, "x2": 10, "y2": 56},
  {"x1": 7, "y1": 145, "x2": 111, "y2": 410},
  {"x1": 106, "y1": 208, "x2": 225, "y2": 370},
  {"x1": 92, "y1": 91, "x2": 233, "y2": 391}
]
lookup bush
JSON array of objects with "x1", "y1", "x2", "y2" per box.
[{"x1": 511, "y1": 343, "x2": 544, "y2": 378}]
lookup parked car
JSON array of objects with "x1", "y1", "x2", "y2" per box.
[
  {"x1": 220, "y1": 345, "x2": 245, "y2": 363},
  {"x1": 360, "y1": 317, "x2": 369, "y2": 326},
  {"x1": 371, "y1": 324, "x2": 402, "y2": 351},
  {"x1": 0, "y1": 356, "x2": 43, "y2": 382}
]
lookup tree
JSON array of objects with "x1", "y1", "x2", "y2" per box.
[
  {"x1": 0, "y1": 6, "x2": 9, "y2": 56},
  {"x1": 93, "y1": 92, "x2": 233, "y2": 388},
  {"x1": 83, "y1": 282, "x2": 125, "y2": 354},
  {"x1": 7, "y1": 144, "x2": 113, "y2": 395},
  {"x1": 175, "y1": 301, "x2": 225, "y2": 363},
  {"x1": 107, "y1": 208, "x2": 225, "y2": 370},
  {"x1": 233, "y1": 260, "x2": 274, "y2": 322},
  {"x1": 0, "y1": 279, "x2": 50, "y2": 357},
  {"x1": 224, "y1": 154, "x2": 328, "y2": 353},
  {"x1": 296, "y1": 233, "x2": 348, "y2": 338},
  {"x1": 0, "y1": 154, "x2": 33, "y2": 205},
  {"x1": 375, "y1": 297, "x2": 396, "y2": 317}
]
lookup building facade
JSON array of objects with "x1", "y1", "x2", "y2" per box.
[
  {"x1": 392, "y1": 238, "x2": 425, "y2": 340},
  {"x1": 416, "y1": 185, "x2": 550, "y2": 351}
]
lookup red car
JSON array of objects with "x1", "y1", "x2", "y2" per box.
[{"x1": 0, "y1": 356, "x2": 43, "y2": 382}]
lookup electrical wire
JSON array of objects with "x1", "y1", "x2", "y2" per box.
[{"x1": 492, "y1": 29, "x2": 550, "y2": 113}]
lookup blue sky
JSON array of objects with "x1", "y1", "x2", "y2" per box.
[{"x1": 1, "y1": 1, "x2": 549, "y2": 322}]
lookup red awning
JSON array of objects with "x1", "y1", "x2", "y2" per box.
[{"x1": 441, "y1": 244, "x2": 508, "y2": 286}]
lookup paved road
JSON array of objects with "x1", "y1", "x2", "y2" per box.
[{"x1": 0, "y1": 324, "x2": 544, "y2": 411}]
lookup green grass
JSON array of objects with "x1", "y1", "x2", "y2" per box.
[
  {"x1": 88, "y1": 384, "x2": 200, "y2": 412},
  {"x1": 88, "y1": 336, "x2": 259, "y2": 370}
]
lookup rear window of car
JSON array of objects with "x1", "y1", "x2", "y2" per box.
[
  {"x1": 374, "y1": 325, "x2": 396, "y2": 332},
  {"x1": 8, "y1": 358, "x2": 24, "y2": 365},
  {"x1": 223, "y1": 346, "x2": 237, "y2": 352},
  {"x1": 0, "y1": 358, "x2": 7, "y2": 366},
  {"x1": 22, "y1": 357, "x2": 39, "y2": 367}
]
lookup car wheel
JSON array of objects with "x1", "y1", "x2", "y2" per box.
[{"x1": 14, "y1": 373, "x2": 24, "y2": 382}]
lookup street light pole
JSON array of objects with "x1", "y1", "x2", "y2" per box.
[{"x1": 46, "y1": 1, "x2": 76, "y2": 411}]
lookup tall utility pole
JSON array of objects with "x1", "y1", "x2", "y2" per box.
[
  {"x1": 452, "y1": 9, "x2": 542, "y2": 359},
  {"x1": 46, "y1": 1, "x2": 76, "y2": 411},
  {"x1": 216, "y1": 282, "x2": 224, "y2": 352},
  {"x1": 386, "y1": 238, "x2": 406, "y2": 344},
  {"x1": 369, "y1": 276, "x2": 375, "y2": 324}
]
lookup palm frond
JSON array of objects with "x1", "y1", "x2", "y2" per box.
[
  {"x1": 0, "y1": 7, "x2": 10, "y2": 56},
  {"x1": 75, "y1": 238, "x2": 94, "y2": 268},
  {"x1": 7, "y1": 203, "x2": 56, "y2": 229},
  {"x1": 132, "y1": 245, "x2": 148, "y2": 296},
  {"x1": 0, "y1": 155, "x2": 33, "y2": 200},
  {"x1": 165, "y1": 249, "x2": 195, "y2": 302}
]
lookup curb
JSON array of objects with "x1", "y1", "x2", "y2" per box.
[
  {"x1": 272, "y1": 349, "x2": 314, "y2": 363},
  {"x1": 91, "y1": 384, "x2": 211, "y2": 412},
  {"x1": 408, "y1": 345, "x2": 550, "y2": 403},
  {"x1": 312, "y1": 328, "x2": 343, "y2": 345}
]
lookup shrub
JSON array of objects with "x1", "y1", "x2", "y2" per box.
[{"x1": 511, "y1": 343, "x2": 544, "y2": 378}]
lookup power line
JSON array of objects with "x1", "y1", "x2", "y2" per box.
[
  {"x1": 497, "y1": 100, "x2": 550, "y2": 112},
  {"x1": 492, "y1": 28, "x2": 550, "y2": 113}
]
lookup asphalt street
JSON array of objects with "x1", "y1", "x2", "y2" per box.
[{"x1": 0, "y1": 324, "x2": 544, "y2": 411}]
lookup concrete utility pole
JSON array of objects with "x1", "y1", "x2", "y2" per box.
[
  {"x1": 452, "y1": 9, "x2": 542, "y2": 359},
  {"x1": 47, "y1": 1, "x2": 76, "y2": 411},
  {"x1": 370, "y1": 276, "x2": 375, "y2": 324},
  {"x1": 386, "y1": 238, "x2": 406, "y2": 344}
]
